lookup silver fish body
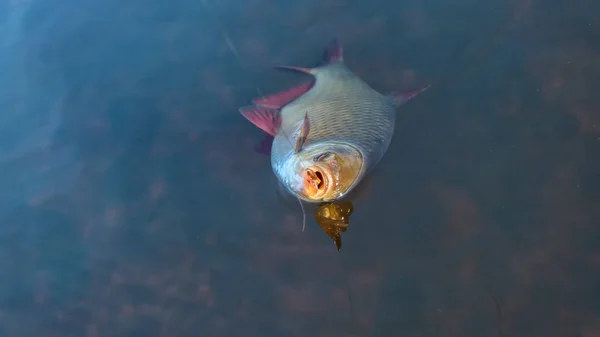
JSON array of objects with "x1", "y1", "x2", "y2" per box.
[
  {"x1": 240, "y1": 39, "x2": 429, "y2": 203},
  {"x1": 271, "y1": 62, "x2": 397, "y2": 181}
]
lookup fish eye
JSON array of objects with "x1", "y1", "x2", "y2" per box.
[{"x1": 313, "y1": 152, "x2": 333, "y2": 162}]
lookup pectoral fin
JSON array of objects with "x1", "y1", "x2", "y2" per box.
[
  {"x1": 239, "y1": 105, "x2": 281, "y2": 136},
  {"x1": 389, "y1": 85, "x2": 431, "y2": 107},
  {"x1": 294, "y1": 113, "x2": 310, "y2": 153},
  {"x1": 274, "y1": 66, "x2": 316, "y2": 75},
  {"x1": 254, "y1": 134, "x2": 274, "y2": 156}
]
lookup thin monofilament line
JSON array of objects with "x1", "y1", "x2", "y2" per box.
[
  {"x1": 201, "y1": 0, "x2": 309, "y2": 232},
  {"x1": 297, "y1": 196, "x2": 306, "y2": 232},
  {"x1": 487, "y1": 287, "x2": 505, "y2": 337}
]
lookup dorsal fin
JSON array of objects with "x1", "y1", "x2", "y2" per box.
[{"x1": 322, "y1": 38, "x2": 343, "y2": 63}]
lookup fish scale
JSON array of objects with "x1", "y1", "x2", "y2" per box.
[
  {"x1": 239, "y1": 39, "x2": 429, "y2": 202},
  {"x1": 272, "y1": 63, "x2": 397, "y2": 171}
]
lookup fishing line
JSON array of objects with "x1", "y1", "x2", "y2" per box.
[
  {"x1": 488, "y1": 288, "x2": 505, "y2": 337},
  {"x1": 200, "y1": 0, "x2": 312, "y2": 232},
  {"x1": 478, "y1": 259, "x2": 506, "y2": 337},
  {"x1": 297, "y1": 197, "x2": 307, "y2": 232}
]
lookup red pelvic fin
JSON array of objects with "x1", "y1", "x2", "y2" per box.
[
  {"x1": 389, "y1": 85, "x2": 431, "y2": 107},
  {"x1": 239, "y1": 105, "x2": 281, "y2": 136},
  {"x1": 322, "y1": 38, "x2": 343, "y2": 63},
  {"x1": 254, "y1": 134, "x2": 274, "y2": 156},
  {"x1": 252, "y1": 81, "x2": 314, "y2": 109}
]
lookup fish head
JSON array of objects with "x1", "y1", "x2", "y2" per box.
[{"x1": 282, "y1": 142, "x2": 365, "y2": 203}]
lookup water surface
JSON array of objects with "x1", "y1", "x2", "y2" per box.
[{"x1": 1, "y1": 0, "x2": 599, "y2": 336}]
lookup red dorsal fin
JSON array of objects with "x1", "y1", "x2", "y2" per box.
[
  {"x1": 323, "y1": 38, "x2": 343, "y2": 63},
  {"x1": 253, "y1": 81, "x2": 314, "y2": 109},
  {"x1": 239, "y1": 105, "x2": 281, "y2": 136},
  {"x1": 389, "y1": 85, "x2": 431, "y2": 107}
]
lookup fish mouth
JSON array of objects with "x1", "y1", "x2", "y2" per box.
[
  {"x1": 302, "y1": 166, "x2": 334, "y2": 200},
  {"x1": 285, "y1": 142, "x2": 365, "y2": 203}
]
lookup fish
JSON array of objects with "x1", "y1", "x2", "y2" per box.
[{"x1": 240, "y1": 39, "x2": 430, "y2": 203}]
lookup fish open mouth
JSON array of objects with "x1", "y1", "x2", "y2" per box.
[
  {"x1": 303, "y1": 167, "x2": 330, "y2": 199},
  {"x1": 289, "y1": 142, "x2": 365, "y2": 203}
]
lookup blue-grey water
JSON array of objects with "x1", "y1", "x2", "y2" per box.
[{"x1": 1, "y1": 0, "x2": 599, "y2": 336}]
